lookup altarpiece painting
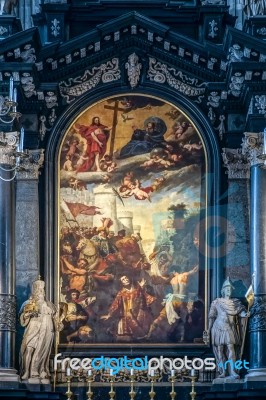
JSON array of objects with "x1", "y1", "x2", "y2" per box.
[{"x1": 58, "y1": 94, "x2": 207, "y2": 346}]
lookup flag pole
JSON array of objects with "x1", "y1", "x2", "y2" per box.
[{"x1": 240, "y1": 285, "x2": 254, "y2": 360}]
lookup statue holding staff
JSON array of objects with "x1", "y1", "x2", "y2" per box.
[{"x1": 208, "y1": 277, "x2": 249, "y2": 379}]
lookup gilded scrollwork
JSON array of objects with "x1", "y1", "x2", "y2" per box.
[
  {"x1": 59, "y1": 58, "x2": 121, "y2": 103},
  {"x1": 147, "y1": 58, "x2": 206, "y2": 103},
  {"x1": 17, "y1": 149, "x2": 45, "y2": 180}
]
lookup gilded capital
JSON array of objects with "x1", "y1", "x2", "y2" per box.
[
  {"x1": 0, "y1": 131, "x2": 19, "y2": 166},
  {"x1": 222, "y1": 147, "x2": 250, "y2": 179},
  {"x1": 241, "y1": 132, "x2": 265, "y2": 166},
  {"x1": 17, "y1": 149, "x2": 45, "y2": 180}
]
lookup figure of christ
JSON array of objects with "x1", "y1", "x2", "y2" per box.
[
  {"x1": 101, "y1": 275, "x2": 156, "y2": 341},
  {"x1": 75, "y1": 116, "x2": 112, "y2": 172}
]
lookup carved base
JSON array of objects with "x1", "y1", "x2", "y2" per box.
[
  {"x1": 0, "y1": 368, "x2": 19, "y2": 382},
  {"x1": 213, "y1": 377, "x2": 244, "y2": 385},
  {"x1": 245, "y1": 369, "x2": 266, "y2": 381}
]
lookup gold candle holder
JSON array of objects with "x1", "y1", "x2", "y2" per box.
[
  {"x1": 65, "y1": 375, "x2": 73, "y2": 400},
  {"x1": 86, "y1": 373, "x2": 94, "y2": 400},
  {"x1": 129, "y1": 372, "x2": 136, "y2": 400},
  {"x1": 168, "y1": 374, "x2": 176, "y2": 400},
  {"x1": 189, "y1": 375, "x2": 197, "y2": 400},
  {"x1": 149, "y1": 376, "x2": 156, "y2": 400},
  {"x1": 109, "y1": 375, "x2": 115, "y2": 400}
]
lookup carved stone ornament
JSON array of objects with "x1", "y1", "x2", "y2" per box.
[
  {"x1": 45, "y1": 92, "x2": 58, "y2": 109},
  {"x1": 0, "y1": 131, "x2": 19, "y2": 166},
  {"x1": 207, "y1": 91, "x2": 220, "y2": 108},
  {"x1": 0, "y1": 26, "x2": 8, "y2": 36},
  {"x1": 59, "y1": 58, "x2": 121, "y2": 103},
  {"x1": 17, "y1": 149, "x2": 45, "y2": 180},
  {"x1": 249, "y1": 295, "x2": 266, "y2": 331},
  {"x1": 229, "y1": 72, "x2": 244, "y2": 97},
  {"x1": 227, "y1": 44, "x2": 244, "y2": 62},
  {"x1": 125, "y1": 53, "x2": 142, "y2": 88},
  {"x1": 21, "y1": 73, "x2": 36, "y2": 98},
  {"x1": 222, "y1": 147, "x2": 250, "y2": 179},
  {"x1": 255, "y1": 95, "x2": 266, "y2": 115},
  {"x1": 0, "y1": 294, "x2": 16, "y2": 331},
  {"x1": 147, "y1": 58, "x2": 206, "y2": 103},
  {"x1": 242, "y1": 131, "x2": 265, "y2": 166}
]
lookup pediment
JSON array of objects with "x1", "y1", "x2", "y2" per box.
[{"x1": 0, "y1": 11, "x2": 266, "y2": 134}]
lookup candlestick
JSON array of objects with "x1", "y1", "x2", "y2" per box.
[
  {"x1": 86, "y1": 371, "x2": 94, "y2": 400},
  {"x1": 109, "y1": 371, "x2": 115, "y2": 400},
  {"x1": 189, "y1": 373, "x2": 197, "y2": 400},
  {"x1": 168, "y1": 373, "x2": 176, "y2": 400},
  {"x1": 65, "y1": 374, "x2": 73, "y2": 400},
  {"x1": 149, "y1": 374, "x2": 156, "y2": 400},
  {"x1": 129, "y1": 370, "x2": 136, "y2": 400}
]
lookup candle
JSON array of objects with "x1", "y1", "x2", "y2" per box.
[
  {"x1": 9, "y1": 76, "x2": 14, "y2": 101},
  {"x1": 150, "y1": 370, "x2": 154, "y2": 377},
  {"x1": 88, "y1": 368, "x2": 92, "y2": 376},
  {"x1": 264, "y1": 128, "x2": 266, "y2": 155},
  {"x1": 130, "y1": 368, "x2": 134, "y2": 376},
  {"x1": 19, "y1": 127, "x2": 24, "y2": 153},
  {"x1": 191, "y1": 369, "x2": 195, "y2": 377},
  {"x1": 110, "y1": 369, "x2": 113, "y2": 376},
  {"x1": 13, "y1": 88, "x2": 17, "y2": 103},
  {"x1": 171, "y1": 369, "x2": 175, "y2": 377},
  {"x1": 66, "y1": 368, "x2": 71, "y2": 376},
  {"x1": 12, "y1": 88, "x2": 17, "y2": 113}
]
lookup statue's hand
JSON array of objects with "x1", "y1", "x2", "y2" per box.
[{"x1": 241, "y1": 311, "x2": 250, "y2": 318}]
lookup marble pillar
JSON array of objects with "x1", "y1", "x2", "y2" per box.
[
  {"x1": 242, "y1": 132, "x2": 266, "y2": 381},
  {"x1": 0, "y1": 132, "x2": 19, "y2": 381},
  {"x1": 15, "y1": 150, "x2": 44, "y2": 306},
  {"x1": 222, "y1": 148, "x2": 250, "y2": 290}
]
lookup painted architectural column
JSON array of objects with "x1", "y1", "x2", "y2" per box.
[
  {"x1": 242, "y1": 131, "x2": 266, "y2": 380},
  {"x1": 0, "y1": 131, "x2": 19, "y2": 381}
]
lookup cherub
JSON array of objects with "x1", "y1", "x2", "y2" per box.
[{"x1": 63, "y1": 155, "x2": 74, "y2": 171}]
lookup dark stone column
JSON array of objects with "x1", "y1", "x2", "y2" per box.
[
  {"x1": 247, "y1": 163, "x2": 266, "y2": 380},
  {"x1": 242, "y1": 132, "x2": 266, "y2": 382},
  {"x1": 0, "y1": 142, "x2": 19, "y2": 382}
]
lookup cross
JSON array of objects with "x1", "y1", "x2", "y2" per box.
[{"x1": 104, "y1": 100, "x2": 127, "y2": 156}]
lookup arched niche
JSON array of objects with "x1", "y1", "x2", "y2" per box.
[{"x1": 45, "y1": 85, "x2": 222, "y2": 354}]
